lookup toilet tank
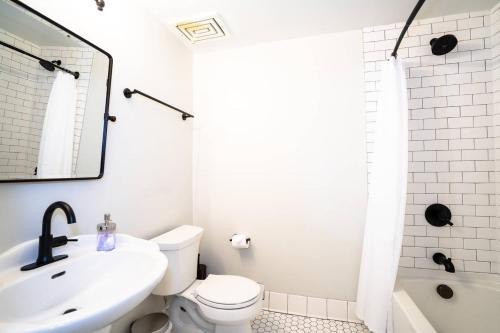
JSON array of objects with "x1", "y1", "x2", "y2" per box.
[{"x1": 151, "y1": 225, "x2": 203, "y2": 296}]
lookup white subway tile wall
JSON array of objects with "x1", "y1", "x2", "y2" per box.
[
  {"x1": 363, "y1": 6, "x2": 500, "y2": 274},
  {"x1": 491, "y1": 3, "x2": 500, "y2": 275},
  {"x1": 0, "y1": 29, "x2": 93, "y2": 179},
  {"x1": 0, "y1": 30, "x2": 43, "y2": 177}
]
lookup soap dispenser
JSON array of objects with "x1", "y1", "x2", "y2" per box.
[{"x1": 97, "y1": 214, "x2": 116, "y2": 251}]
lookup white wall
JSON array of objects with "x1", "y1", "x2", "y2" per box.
[
  {"x1": 193, "y1": 30, "x2": 367, "y2": 300},
  {"x1": 0, "y1": 0, "x2": 193, "y2": 255}
]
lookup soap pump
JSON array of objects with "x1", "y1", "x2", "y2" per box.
[{"x1": 97, "y1": 214, "x2": 116, "y2": 251}]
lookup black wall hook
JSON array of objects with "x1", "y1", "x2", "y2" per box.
[{"x1": 425, "y1": 204, "x2": 453, "y2": 227}]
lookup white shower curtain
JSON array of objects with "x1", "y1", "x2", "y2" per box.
[
  {"x1": 37, "y1": 71, "x2": 77, "y2": 178},
  {"x1": 356, "y1": 56, "x2": 408, "y2": 333}
]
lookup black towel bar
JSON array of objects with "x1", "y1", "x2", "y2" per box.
[{"x1": 123, "y1": 88, "x2": 194, "y2": 121}]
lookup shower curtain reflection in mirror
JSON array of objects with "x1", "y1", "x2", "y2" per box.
[{"x1": 37, "y1": 71, "x2": 77, "y2": 178}]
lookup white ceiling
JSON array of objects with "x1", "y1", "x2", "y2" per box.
[
  {"x1": 143, "y1": 0, "x2": 498, "y2": 52},
  {"x1": 0, "y1": 0, "x2": 80, "y2": 47}
]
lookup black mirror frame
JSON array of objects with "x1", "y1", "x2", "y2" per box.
[{"x1": 0, "y1": 0, "x2": 113, "y2": 183}]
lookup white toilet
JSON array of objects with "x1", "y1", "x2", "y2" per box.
[{"x1": 151, "y1": 225, "x2": 262, "y2": 333}]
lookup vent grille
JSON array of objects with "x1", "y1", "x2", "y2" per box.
[{"x1": 174, "y1": 16, "x2": 227, "y2": 44}]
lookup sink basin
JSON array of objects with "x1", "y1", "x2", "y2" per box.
[{"x1": 0, "y1": 234, "x2": 168, "y2": 333}]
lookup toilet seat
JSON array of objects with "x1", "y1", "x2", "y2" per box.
[{"x1": 195, "y1": 275, "x2": 261, "y2": 310}]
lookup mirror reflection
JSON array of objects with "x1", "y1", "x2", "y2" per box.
[{"x1": 0, "y1": 0, "x2": 111, "y2": 181}]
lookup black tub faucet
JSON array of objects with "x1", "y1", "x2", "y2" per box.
[
  {"x1": 21, "y1": 201, "x2": 77, "y2": 271},
  {"x1": 433, "y1": 253, "x2": 455, "y2": 273}
]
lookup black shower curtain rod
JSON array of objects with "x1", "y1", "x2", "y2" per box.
[
  {"x1": 392, "y1": 0, "x2": 426, "y2": 58},
  {"x1": 0, "y1": 40, "x2": 80, "y2": 79}
]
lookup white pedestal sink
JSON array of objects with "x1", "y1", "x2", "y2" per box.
[{"x1": 0, "y1": 234, "x2": 168, "y2": 333}]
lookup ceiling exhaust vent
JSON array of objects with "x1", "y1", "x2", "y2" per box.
[{"x1": 171, "y1": 14, "x2": 229, "y2": 45}]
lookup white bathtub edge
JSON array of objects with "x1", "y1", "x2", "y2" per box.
[
  {"x1": 398, "y1": 267, "x2": 500, "y2": 288},
  {"x1": 392, "y1": 289, "x2": 437, "y2": 333}
]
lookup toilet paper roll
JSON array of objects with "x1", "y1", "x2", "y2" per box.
[{"x1": 230, "y1": 234, "x2": 250, "y2": 249}]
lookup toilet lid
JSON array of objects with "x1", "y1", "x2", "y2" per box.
[{"x1": 195, "y1": 275, "x2": 260, "y2": 308}]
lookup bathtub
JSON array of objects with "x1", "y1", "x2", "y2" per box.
[{"x1": 392, "y1": 268, "x2": 500, "y2": 333}]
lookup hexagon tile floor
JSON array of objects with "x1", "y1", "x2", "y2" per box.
[{"x1": 251, "y1": 310, "x2": 371, "y2": 333}]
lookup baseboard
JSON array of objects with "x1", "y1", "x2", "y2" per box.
[{"x1": 261, "y1": 289, "x2": 362, "y2": 324}]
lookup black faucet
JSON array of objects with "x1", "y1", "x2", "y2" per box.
[
  {"x1": 21, "y1": 201, "x2": 77, "y2": 271},
  {"x1": 433, "y1": 253, "x2": 455, "y2": 273}
]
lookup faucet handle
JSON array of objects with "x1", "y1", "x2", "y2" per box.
[{"x1": 52, "y1": 236, "x2": 78, "y2": 248}]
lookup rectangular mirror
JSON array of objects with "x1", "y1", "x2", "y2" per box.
[{"x1": 0, "y1": 0, "x2": 112, "y2": 182}]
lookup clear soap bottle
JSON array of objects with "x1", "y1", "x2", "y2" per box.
[{"x1": 97, "y1": 214, "x2": 116, "y2": 251}]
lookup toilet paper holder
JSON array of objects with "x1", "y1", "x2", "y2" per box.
[{"x1": 229, "y1": 235, "x2": 251, "y2": 244}]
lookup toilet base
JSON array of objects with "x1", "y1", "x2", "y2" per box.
[
  {"x1": 168, "y1": 297, "x2": 213, "y2": 333},
  {"x1": 168, "y1": 295, "x2": 257, "y2": 333},
  {"x1": 215, "y1": 324, "x2": 251, "y2": 333}
]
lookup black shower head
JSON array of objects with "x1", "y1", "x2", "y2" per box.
[
  {"x1": 39, "y1": 59, "x2": 55, "y2": 72},
  {"x1": 430, "y1": 34, "x2": 458, "y2": 55}
]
